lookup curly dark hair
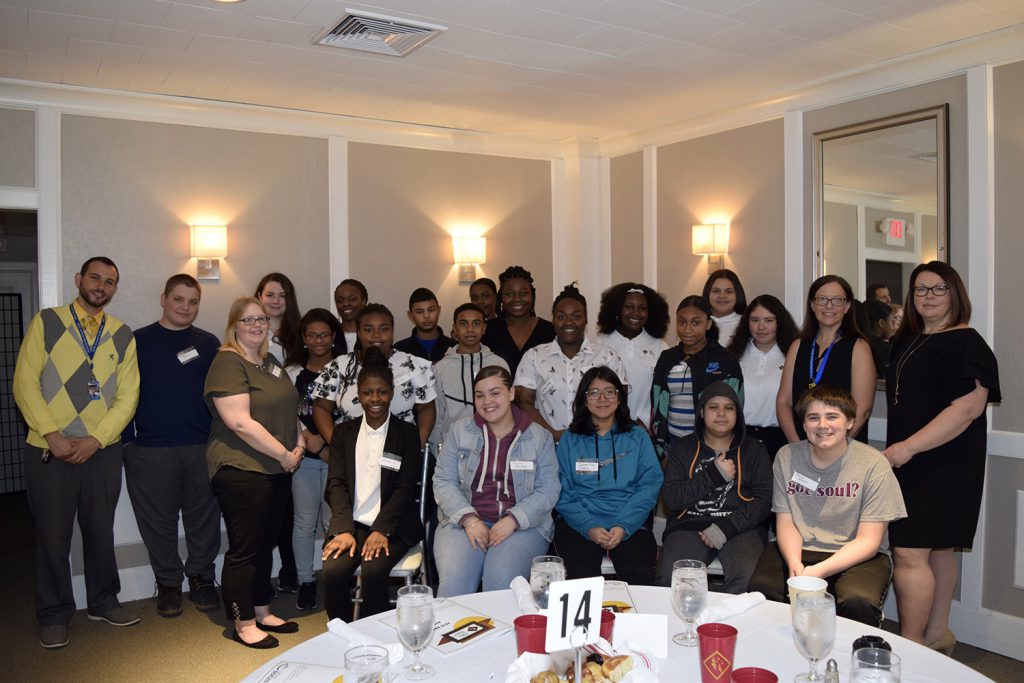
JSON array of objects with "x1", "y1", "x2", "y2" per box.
[
  {"x1": 284, "y1": 307, "x2": 346, "y2": 367},
  {"x1": 568, "y1": 366, "x2": 633, "y2": 435},
  {"x1": 702, "y1": 269, "x2": 747, "y2": 316},
  {"x1": 596, "y1": 282, "x2": 669, "y2": 339},
  {"x1": 496, "y1": 265, "x2": 537, "y2": 317},
  {"x1": 552, "y1": 281, "x2": 586, "y2": 315},
  {"x1": 352, "y1": 303, "x2": 395, "y2": 356},
  {"x1": 255, "y1": 272, "x2": 302, "y2": 361},
  {"x1": 727, "y1": 294, "x2": 799, "y2": 357},
  {"x1": 358, "y1": 346, "x2": 393, "y2": 388},
  {"x1": 676, "y1": 294, "x2": 719, "y2": 343}
]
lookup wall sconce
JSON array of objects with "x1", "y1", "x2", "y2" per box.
[
  {"x1": 453, "y1": 235, "x2": 486, "y2": 284},
  {"x1": 190, "y1": 225, "x2": 227, "y2": 280},
  {"x1": 692, "y1": 223, "x2": 729, "y2": 273}
]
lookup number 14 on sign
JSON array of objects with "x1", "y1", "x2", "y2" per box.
[{"x1": 545, "y1": 577, "x2": 605, "y2": 652}]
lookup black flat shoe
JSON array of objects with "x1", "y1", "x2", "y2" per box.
[
  {"x1": 256, "y1": 620, "x2": 299, "y2": 634},
  {"x1": 232, "y1": 630, "x2": 279, "y2": 649}
]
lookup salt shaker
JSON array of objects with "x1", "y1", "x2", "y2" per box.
[{"x1": 824, "y1": 658, "x2": 840, "y2": 683}]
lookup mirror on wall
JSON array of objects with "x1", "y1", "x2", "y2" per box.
[{"x1": 812, "y1": 105, "x2": 949, "y2": 303}]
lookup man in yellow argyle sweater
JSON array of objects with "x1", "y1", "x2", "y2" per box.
[{"x1": 13, "y1": 256, "x2": 140, "y2": 649}]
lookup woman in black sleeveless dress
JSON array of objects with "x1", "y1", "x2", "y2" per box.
[
  {"x1": 776, "y1": 275, "x2": 875, "y2": 444},
  {"x1": 883, "y1": 262, "x2": 1000, "y2": 653}
]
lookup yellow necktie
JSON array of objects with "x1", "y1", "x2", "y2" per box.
[{"x1": 82, "y1": 314, "x2": 98, "y2": 342}]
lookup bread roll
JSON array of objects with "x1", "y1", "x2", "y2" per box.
[
  {"x1": 530, "y1": 672, "x2": 560, "y2": 683},
  {"x1": 601, "y1": 654, "x2": 634, "y2": 682}
]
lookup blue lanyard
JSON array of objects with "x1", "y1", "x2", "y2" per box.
[
  {"x1": 808, "y1": 333, "x2": 840, "y2": 388},
  {"x1": 69, "y1": 305, "x2": 106, "y2": 370}
]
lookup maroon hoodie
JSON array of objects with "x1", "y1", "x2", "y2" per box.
[{"x1": 469, "y1": 405, "x2": 533, "y2": 523}]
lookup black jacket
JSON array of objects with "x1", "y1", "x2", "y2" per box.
[
  {"x1": 661, "y1": 381, "x2": 772, "y2": 542},
  {"x1": 393, "y1": 331, "x2": 456, "y2": 363},
  {"x1": 325, "y1": 415, "x2": 425, "y2": 547}
]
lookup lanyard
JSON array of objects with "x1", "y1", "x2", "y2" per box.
[
  {"x1": 808, "y1": 333, "x2": 840, "y2": 388},
  {"x1": 70, "y1": 305, "x2": 106, "y2": 370}
]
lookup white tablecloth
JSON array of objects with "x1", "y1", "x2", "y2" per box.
[{"x1": 243, "y1": 586, "x2": 989, "y2": 682}]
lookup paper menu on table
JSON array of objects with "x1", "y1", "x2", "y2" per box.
[
  {"x1": 380, "y1": 597, "x2": 510, "y2": 655},
  {"x1": 253, "y1": 661, "x2": 343, "y2": 682},
  {"x1": 602, "y1": 580, "x2": 637, "y2": 613}
]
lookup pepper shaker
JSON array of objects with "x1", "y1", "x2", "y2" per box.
[{"x1": 824, "y1": 658, "x2": 840, "y2": 683}]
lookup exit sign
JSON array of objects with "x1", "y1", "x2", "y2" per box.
[{"x1": 882, "y1": 218, "x2": 907, "y2": 247}]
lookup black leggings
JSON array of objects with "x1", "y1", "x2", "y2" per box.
[
  {"x1": 553, "y1": 518, "x2": 657, "y2": 586},
  {"x1": 322, "y1": 524, "x2": 412, "y2": 622}
]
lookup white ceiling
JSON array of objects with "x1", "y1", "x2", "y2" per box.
[
  {"x1": 0, "y1": 0, "x2": 1022, "y2": 141},
  {"x1": 825, "y1": 119, "x2": 938, "y2": 201}
]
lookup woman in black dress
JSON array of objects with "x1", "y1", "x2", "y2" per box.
[
  {"x1": 883, "y1": 262, "x2": 1000, "y2": 653},
  {"x1": 481, "y1": 265, "x2": 555, "y2": 376},
  {"x1": 776, "y1": 275, "x2": 875, "y2": 443}
]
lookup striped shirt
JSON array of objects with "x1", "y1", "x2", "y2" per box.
[{"x1": 666, "y1": 359, "x2": 695, "y2": 440}]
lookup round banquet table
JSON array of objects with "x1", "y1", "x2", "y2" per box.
[{"x1": 243, "y1": 586, "x2": 989, "y2": 682}]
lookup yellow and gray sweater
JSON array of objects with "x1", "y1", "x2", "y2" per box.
[{"x1": 14, "y1": 303, "x2": 139, "y2": 448}]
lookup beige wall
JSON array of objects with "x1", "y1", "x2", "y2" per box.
[
  {"x1": 0, "y1": 107, "x2": 35, "y2": 188},
  {"x1": 60, "y1": 115, "x2": 330, "y2": 335},
  {"x1": 656, "y1": 119, "x2": 786, "y2": 314},
  {"x1": 993, "y1": 60, "x2": 1024, "y2": 432},
  {"x1": 347, "y1": 142, "x2": 552, "y2": 333},
  {"x1": 803, "y1": 75, "x2": 968, "y2": 283},
  {"x1": 609, "y1": 151, "x2": 644, "y2": 286}
]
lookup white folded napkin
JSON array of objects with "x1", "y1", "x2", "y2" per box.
[
  {"x1": 699, "y1": 591, "x2": 766, "y2": 624},
  {"x1": 326, "y1": 617, "x2": 406, "y2": 665},
  {"x1": 510, "y1": 576, "x2": 540, "y2": 614}
]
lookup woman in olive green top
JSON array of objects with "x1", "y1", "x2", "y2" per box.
[{"x1": 205, "y1": 297, "x2": 304, "y2": 649}]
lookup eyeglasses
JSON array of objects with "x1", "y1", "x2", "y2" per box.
[
  {"x1": 303, "y1": 331, "x2": 334, "y2": 341},
  {"x1": 586, "y1": 388, "x2": 619, "y2": 400},
  {"x1": 913, "y1": 283, "x2": 950, "y2": 297},
  {"x1": 239, "y1": 316, "x2": 271, "y2": 326},
  {"x1": 812, "y1": 296, "x2": 848, "y2": 307}
]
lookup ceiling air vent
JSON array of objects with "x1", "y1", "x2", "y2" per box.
[{"x1": 315, "y1": 10, "x2": 447, "y2": 57}]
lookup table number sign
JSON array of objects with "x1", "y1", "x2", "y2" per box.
[{"x1": 544, "y1": 577, "x2": 604, "y2": 652}]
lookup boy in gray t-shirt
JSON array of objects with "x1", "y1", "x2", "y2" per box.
[{"x1": 749, "y1": 385, "x2": 906, "y2": 626}]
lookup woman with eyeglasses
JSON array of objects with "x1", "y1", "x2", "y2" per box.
[
  {"x1": 283, "y1": 308, "x2": 346, "y2": 611},
  {"x1": 882, "y1": 262, "x2": 1000, "y2": 654},
  {"x1": 553, "y1": 366, "x2": 663, "y2": 585},
  {"x1": 204, "y1": 297, "x2": 304, "y2": 649},
  {"x1": 776, "y1": 275, "x2": 875, "y2": 444}
]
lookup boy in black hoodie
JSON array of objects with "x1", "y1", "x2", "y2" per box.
[{"x1": 656, "y1": 381, "x2": 773, "y2": 593}]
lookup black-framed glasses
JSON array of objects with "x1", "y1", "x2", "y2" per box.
[
  {"x1": 586, "y1": 388, "x2": 619, "y2": 400},
  {"x1": 303, "y1": 331, "x2": 334, "y2": 341},
  {"x1": 239, "y1": 316, "x2": 271, "y2": 326},
  {"x1": 913, "y1": 283, "x2": 950, "y2": 297},
  {"x1": 812, "y1": 295, "x2": 848, "y2": 307}
]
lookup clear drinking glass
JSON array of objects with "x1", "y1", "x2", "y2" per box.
[
  {"x1": 530, "y1": 555, "x2": 566, "y2": 610},
  {"x1": 792, "y1": 591, "x2": 836, "y2": 683},
  {"x1": 396, "y1": 584, "x2": 435, "y2": 680},
  {"x1": 344, "y1": 644, "x2": 389, "y2": 683},
  {"x1": 851, "y1": 647, "x2": 901, "y2": 682},
  {"x1": 670, "y1": 559, "x2": 707, "y2": 646}
]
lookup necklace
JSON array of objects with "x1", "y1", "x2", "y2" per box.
[{"x1": 893, "y1": 333, "x2": 930, "y2": 405}]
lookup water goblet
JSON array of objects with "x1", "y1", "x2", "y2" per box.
[
  {"x1": 671, "y1": 559, "x2": 707, "y2": 646},
  {"x1": 530, "y1": 555, "x2": 566, "y2": 610},
  {"x1": 792, "y1": 591, "x2": 836, "y2": 682},
  {"x1": 396, "y1": 584, "x2": 435, "y2": 680},
  {"x1": 851, "y1": 647, "x2": 901, "y2": 682}
]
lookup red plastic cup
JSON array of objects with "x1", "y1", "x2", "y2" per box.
[
  {"x1": 732, "y1": 667, "x2": 778, "y2": 683},
  {"x1": 599, "y1": 609, "x2": 615, "y2": 644},
  {"x1": 697, "y1": 622, "x2": 738, "y2": 683},
  {"x1": 514, "y1": 614, "x2": 548, "y2": 656}
]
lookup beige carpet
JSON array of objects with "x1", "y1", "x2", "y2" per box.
[{"x1": 2, "y1": 492, "x2": 1021, "y2": 682}]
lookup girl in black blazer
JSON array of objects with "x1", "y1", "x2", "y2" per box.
[{"x1": 321, "y1": 347, "x2": 424, "y2": 621}]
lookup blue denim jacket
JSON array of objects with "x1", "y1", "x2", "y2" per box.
[{"x1": 433, "y1": 414, "x2": 560, "y2": 541}]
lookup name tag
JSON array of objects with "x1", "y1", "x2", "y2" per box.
[
  {"x1": 575, "y1": 461, "x2": 599, "y2": 473},
  {"x1": 381, "y1": 455, "x2": 402, "y2": 472},
  {"x1": 791, "y1": 471, "x2": 819, "y2": 490},
  {"x1": 269, "y1": 365, "x2": 282, "y2": 378},
  {"x1": 87, "y1": 376, "x2": 101, "y2": 400},
  {"x1": 177, "y1": 346, "x2": 199, "y2": 364},
  {"x1": 509, "y1": 460, "x2": 534, "y2": 472}
]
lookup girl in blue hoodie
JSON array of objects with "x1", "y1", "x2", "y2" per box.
[{"x1": 554, "y1": 366, "x2": 663, "y2": 585}]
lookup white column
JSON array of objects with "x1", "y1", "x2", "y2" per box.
[
  {"x1": 551, "y1": 138, "x2": 602, "y2": 309},
  {"x1": 783, "y1": 110, "x2": 805, "y2": 315},
  {"x1": 36, "y1": 107, "x2": 61, "y2": 307},
  {"x1": 643, "y1": 145, "x2": 658, "y2": 289}
]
